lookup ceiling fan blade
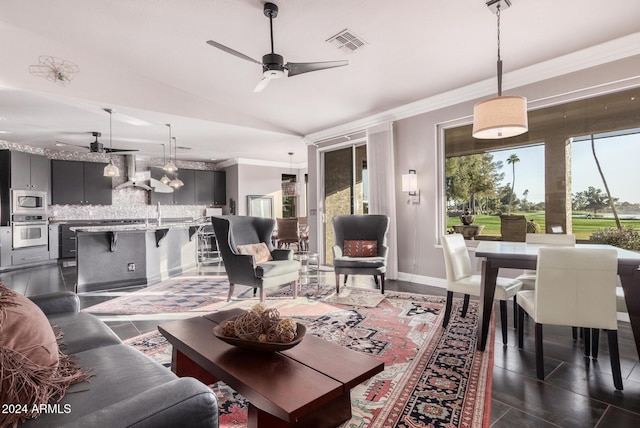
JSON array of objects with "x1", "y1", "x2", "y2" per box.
[
  {"x1": 105, "y1": 148, "x2": 139, "y2": 153},
  {"x1": 206, "y1": 40, "x2": 262, "y2": 65},
  {"x1": 253, "y1": 77, "x2": 272, "y2": 93},
  {"x1": 286, "y1": 60, "x2": 348, "y2": 77}
]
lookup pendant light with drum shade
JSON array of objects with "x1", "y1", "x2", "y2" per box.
[
  {"x1": 163, "y1": 124, "x2": 178, "y2": 173},
  {"x1": 103, "y1": 108, "x2": 120, "y2": 177},
  {"x1": 168, "y1": 137, "x2": 184, "y2": 189},
  {"x1": 472, "y1": 0, "x2": 528, "y2": 139}
]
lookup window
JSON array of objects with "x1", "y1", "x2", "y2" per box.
[{"x1": 444, "y1": 87, "x2": 640, "y2": 242}]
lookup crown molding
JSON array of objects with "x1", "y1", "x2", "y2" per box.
[
  {"x1": 216, "y1": 157, "x2": 307, "y2": 169},
  {"x1": 304, "y1": 32, "x2": 640, "y2": 144}
]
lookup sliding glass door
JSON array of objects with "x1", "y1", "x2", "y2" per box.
[{"x1": 322, "y1": 144, "x2": 367, "y2": 263}]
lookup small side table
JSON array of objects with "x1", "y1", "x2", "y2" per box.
[{"x1": 294, "y1": 251, "x2": 320, "y2": 289}]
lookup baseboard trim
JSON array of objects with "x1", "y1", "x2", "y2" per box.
[{"x1": 396, "y1": 272, "x2": 446, "y2": 289}]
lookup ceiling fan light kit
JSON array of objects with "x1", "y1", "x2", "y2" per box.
[
  {"x1": 472, "y1": 0, "x2": 528, "y2": 139},
  {"x1": 206, "y1": 2, "x2": 348, "y2": 93}
]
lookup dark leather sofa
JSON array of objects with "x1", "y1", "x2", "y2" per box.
[{"x1": 23, "y1": 291, "x2": 219, "y2": 428}]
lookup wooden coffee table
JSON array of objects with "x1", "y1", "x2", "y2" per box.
[{"x1": 158, "y1": 309, "x2": 384, "y2": 428}]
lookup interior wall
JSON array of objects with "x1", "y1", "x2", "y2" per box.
[{"x1": 234, "y1": 163, "x2": 307, "y2": 218}]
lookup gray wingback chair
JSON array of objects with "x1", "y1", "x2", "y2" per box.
[
  {"x1": 332, "y1": 214, "x2": 389, "y2": 294},
  {"x1": 211, "y1": 216, "x2": 300, "y2": 302}
]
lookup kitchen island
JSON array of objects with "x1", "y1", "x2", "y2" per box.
[{"x1": 70, "y1": 221, "x2": 203, "y2": 292}]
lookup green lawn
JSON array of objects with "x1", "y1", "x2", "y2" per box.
[{"x1": 446, "y1": 211, "x2": 640, "y2": 240}]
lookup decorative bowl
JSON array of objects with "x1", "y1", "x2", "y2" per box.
[{"x1": 212, "y1": 317, "x2": 306, "y2": 352}]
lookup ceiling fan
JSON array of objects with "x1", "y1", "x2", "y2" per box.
[
  {"x1": 58, "y1": 132, "x2": 139, "y2": 153},
  {"x1": 87, "y1": 132, "x2": 139, "y2": 153},
  {"x1": 206, "y1": 2, "x2": 348, "y2": 92}
]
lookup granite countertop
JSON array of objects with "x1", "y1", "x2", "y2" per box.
[{"x1": 70, "y1": 220, "x2": 208, "y2": 233}]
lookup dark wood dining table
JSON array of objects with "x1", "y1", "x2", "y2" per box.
[{"x1": 474, "y1": 241, "x2": 640, "y2": 358}]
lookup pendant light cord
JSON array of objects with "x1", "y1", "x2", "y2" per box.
[
  {"x1": 496, "y1": 4, "x2": 503, "y2": 96},
  {"x1": 173, "y1": 137, "x2": 177, "y2": 175},
  {"x1": 108, "y1": 109, "x2": 114, "y2": 162},
  {"x1": 168, "y1": 125, "x2": 172, "y2": 162}
]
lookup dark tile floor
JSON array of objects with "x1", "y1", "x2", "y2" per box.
[{"x1": 2, "y1": 262, "x2": 640, "y2": 428}]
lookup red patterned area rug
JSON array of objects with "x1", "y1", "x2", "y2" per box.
[{"x1": 125, "y1": 292, "x2": 494, "y2": 427}]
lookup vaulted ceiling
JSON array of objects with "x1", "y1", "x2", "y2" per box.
[{"x1": 1, "y1": 0, "x2": 639, "y2": 165}]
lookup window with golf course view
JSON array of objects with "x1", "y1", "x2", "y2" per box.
[{"x1": 444, "y1": 87, "x2": 640, "y2": 249}]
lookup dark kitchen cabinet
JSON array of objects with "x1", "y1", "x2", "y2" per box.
[
  {"x1": 150, "y1": 167, "x2": 197, "y2": 205},
  {"x1": 213, "y1": 170, "x2": 226, "y2": 206},
  {"x1": 173, "y1": 169, "x2": 195, "y2": 205},
  {"x1": 150, "y1": 167, "x2": 224, "y2": 206},
  {"x1": 195, "y1": 170, "x2": 226, "y2": 206},
  {"x1": 83, "y1": 162, "x2": 113, "y2": 205},
  {"x1": 51, "y1": 160, "x2": 112, "y2": 205},
  {"x1": 194, "y1": 170, "x2": 214, "y2": 205},
  {"x1": 59, "y1": 224, "x2": 78, "y2": 259},
  {"x1": 8, "y1": 151, "x2": 50, "y2": 191}
]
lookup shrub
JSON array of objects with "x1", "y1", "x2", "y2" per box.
[
  {"x1": 526, "y1": 219, "x2": 541, "y2": 233},
  {"x1": 589, "y1": 226, "x2": 640, "y2": 251}
]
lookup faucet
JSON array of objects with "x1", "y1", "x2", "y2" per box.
[{"x1": 157, "y1": 201, "x2": 161, "y2": 226}]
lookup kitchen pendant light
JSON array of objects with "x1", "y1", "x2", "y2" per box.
[
  {"x1": 103, "y1": 108, "x2": 120, "y2": 177},
  {"x1": 472, "y1": 0, "x2": 528, "y2": 139},
  {"x1": 168, "y1": 136, "x2": 184, "y2": 188},
  {"x1": 160, "y1": 143, "x2": 171, "y2": 184},
  {"x1": 163, "y1": 124, "x2": 178, "y2": 172},
  {"x1": 169, "y1": 173, "x2": 184, "y2": 189},
  {"x1": 281, "y1": 152, "x2": 301, "y2": 197}
]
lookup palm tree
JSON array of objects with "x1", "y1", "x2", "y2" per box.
[{"x1": 506, "y1": 154, "x2": 520, "y2": 215}]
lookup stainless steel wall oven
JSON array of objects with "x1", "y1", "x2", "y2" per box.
[{"x1": 12, "y1": 214, "x2": 48, "y2": 249}]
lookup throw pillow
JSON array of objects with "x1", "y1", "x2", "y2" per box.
[
  {"x1": 343, "y1": 240, "x2": 378, "y2": 257},
  {"x1": 0, "y1": 283, "x2": 91, "y2": 428},
  {"x1": 237, "y1": 242, "x2": 273, "y2": 264}
]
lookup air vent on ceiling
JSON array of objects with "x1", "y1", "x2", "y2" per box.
[{"x1": 326, "y1": 29, "x2": 367, "y2": 54}]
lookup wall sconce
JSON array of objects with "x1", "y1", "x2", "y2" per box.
[{"x1": 402, "y1": 169, "x2": 420, "y2": 204}]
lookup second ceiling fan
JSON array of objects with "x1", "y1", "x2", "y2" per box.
[{"x1": 207, "y1": 2, "x2": 348, "y2": 92}]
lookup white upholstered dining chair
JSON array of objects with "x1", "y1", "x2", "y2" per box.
[
  {"x1": 516, "y1": 246, "x2": 622, "y2": 390},
  {"x1": 441, "y1": 234, "x2": 522, "y2": 345},
  {"x1": 515, "y1": 233, "x2": 576, "y2": 290}
]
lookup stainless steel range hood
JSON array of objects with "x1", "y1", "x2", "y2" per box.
[{"x1": 115, "y1": 155, "x2": 152, "y2": 191}]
